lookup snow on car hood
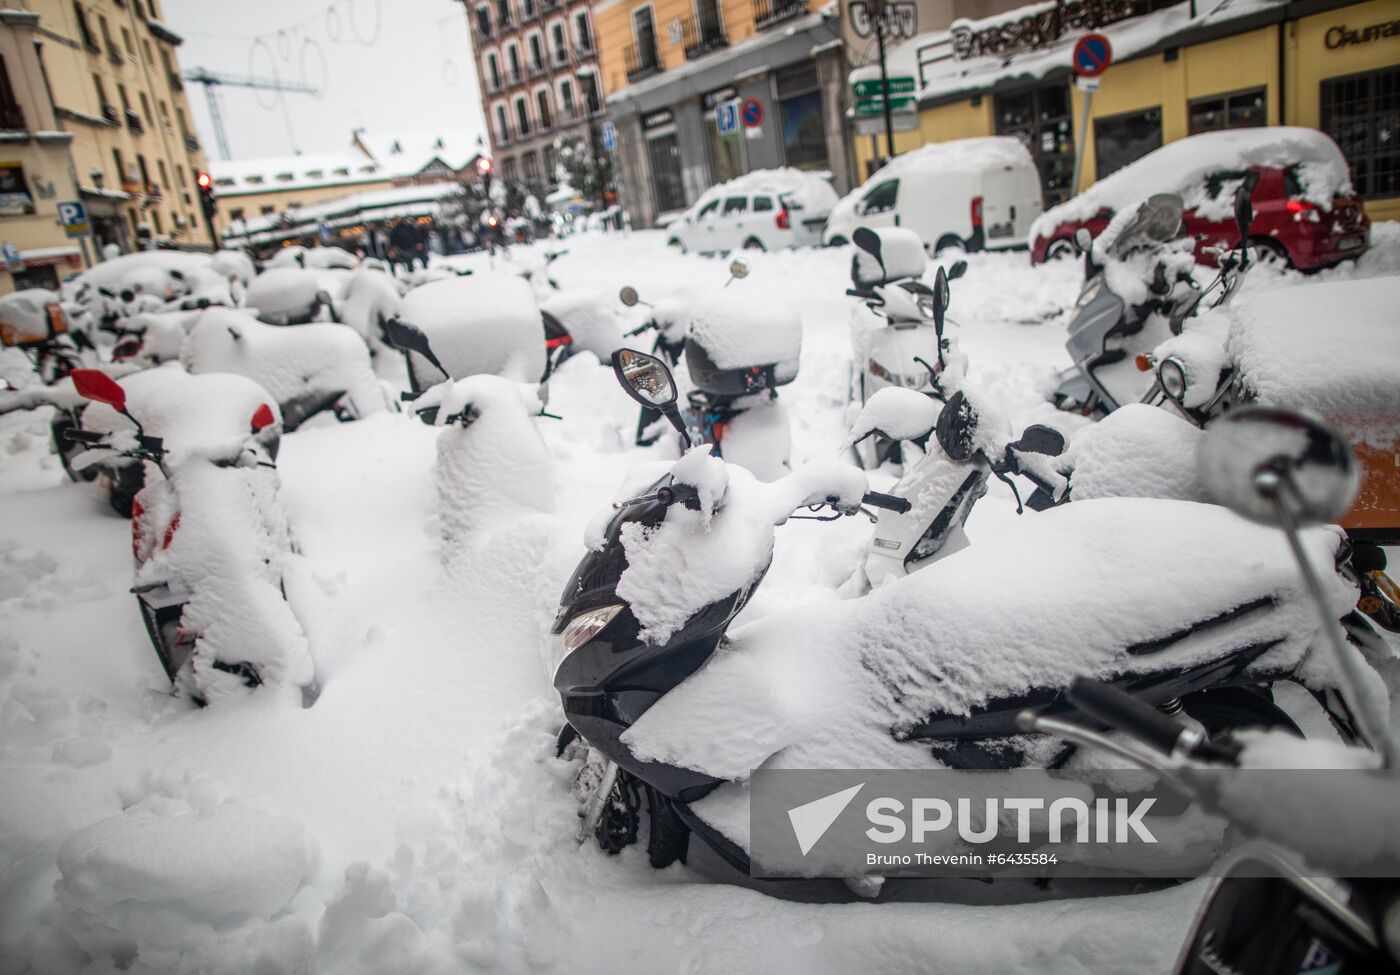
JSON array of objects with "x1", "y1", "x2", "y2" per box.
[
  {"x1": 397, "y1": 272, "x2": 544, "y2": 383},
  {"x1": 1227, "y1": 276, "x2": 1400, "y2": 430},
  {"x1": 1030, "y1": 127, "x2": 1353, "y2": 244},
  {"x1": 621, "y1": 497, "x2": 1359, "y2": 780}
]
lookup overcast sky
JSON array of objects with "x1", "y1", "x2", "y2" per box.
[{"x1": 163, "y1": 0, "x2": 486, "y2": 162}]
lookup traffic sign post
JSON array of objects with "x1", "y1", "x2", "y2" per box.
[{"x1": 1069, "y1": 33, "x2": 1112, "y2": 197}]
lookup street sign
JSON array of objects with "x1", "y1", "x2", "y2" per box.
[
  {"x1": 1072, "y1": 33, "x2": 1112, "y2": 77},
  {"x1": 715, "y1": 100, "x2": 739, "y2": 136},
  {"x1": 852, "y1": 76, "x2": 915, "y2": 98},
  {"x1": 853, "y1": 96, "x2": 917, "y2": 118},
  {"x1": 2, "y1": 242, "x2": 21, "y2": 270},
  {"x1": 600, "y1": 121, "x2": 618, "y2": 152},
  {"x1": 57, "y1": 200, "x2": 89, "y2": 238},
  {"x1": 854, "y1": 114, "x2": 919, "y2": 135},
  {"x1": 1074, "y1": 75, "x2": 1101, "y2": 93},
  {"x1": 741, "y1": 98, "x2": 764, "y2": 128}
]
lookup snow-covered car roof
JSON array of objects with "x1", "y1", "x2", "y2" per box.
[
  {"x1": 689, "y1": 168, "x2": 838, "y2": 216},
  {"x1": 1227, "y1": 276, "x2": 1400, "y2": 423},
  {"x1": 1030, "y1": 127, "x2": 1353, "y2": 243}
]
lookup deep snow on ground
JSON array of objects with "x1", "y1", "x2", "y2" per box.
[{"x1": 2, "y1": 227, "x2": 1398, "y2": 973}]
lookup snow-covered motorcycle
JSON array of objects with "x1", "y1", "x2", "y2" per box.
[{"x1": 65, "y1": 368, "x2": 317, "y2": 706}]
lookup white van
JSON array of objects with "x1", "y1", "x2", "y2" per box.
[{"x1": 822, "y1": 137, "x2": 1043, "y2": 254}]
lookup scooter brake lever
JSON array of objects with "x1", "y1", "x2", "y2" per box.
[{"x1": 613, "y1": 490, "x2": 663, "y2": 509}]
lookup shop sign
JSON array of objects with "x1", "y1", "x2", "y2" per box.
[
  {"x1": 703, "y1": 86, "x2": 737, "y2": 110},
  {"x1": 642, "y1": 109, "x2": 674, "y2": 129},
  {"x1": 1, "y1": 242, "x2": 21, "y2": 270},
  {"x1": 0, "y1": 162, "x2": 35, "y2": 216},
  {"x1": 952, "y1": 0, "x2": 1136, "y2": 61},
  {"x1": 1325, "y1": 19, "x2": 1400, "y2": 49}
]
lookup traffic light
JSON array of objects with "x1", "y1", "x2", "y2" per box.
[
  {"x1": 195, "y1": 170, "x2": 216, "y2": 226},
  {"x1": 476, "y1": 156, "x2": 493, "y2": 198}
]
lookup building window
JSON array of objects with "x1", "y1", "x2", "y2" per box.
[
  {"x1": 573, "y1": 11, "x2": 592, "y2": 52},
  {"x1": 230, "y1": 208, "x2": 244, "y2": 221},
  {"x1": 495, "y1": 105, "x2": 509, "y2": 141},
  {"x1": 550, "y1": 23, "x2": 566, "y2": 61},
  {"x1": 996, "y1": 84, "x2": 1075, "y2": 206},
  {"x1": 580, "y1": 73, "x2": 599, "y2": 114},
  {"x1": 507, "y1": 44, "x2": 522, "y2": 83},
  {"x1": 645, "y1": 127, "x2": 686, "y2": 212},
  {"x1": 73, "y1": 2, "x2": 99, "y2": 50},
  {"x1": 261, "y1": 205, "x2": 276, "y2": 216},
  {"x1": 502, "y1": 157, "x2": 517, "y2": 183},
  {"x1": 776, "y1": 62, "x2": 828, "y2": 170},
  {"x1": 1321, "y1": 67, "x2": 1399, "y2": 199},
  {"x1": 0, "y1": 55, "x2": 25, "y2": 131},
  {"x1": 475, "y1": 6, "x2": 490, "y2": 35},
  {"x1": 1188, "y1": 87, "x2": 1266, "y2": 135},
  {"x1": 559, "y1": 79, "x2": 574, "y2": 115},
  {"x1": 514, "y1": 97, "x2": 529, "y2": 135},
  {"x1": 543, "y1": 145, "x2": 557, "y2": 185},
  {"x1": 1094, "y1": 106, "x2": 1162, "y2": 180},
  {"x1": 536, "y1": 89, "x2": 552, "y2": 129},
  {"x1": 523, "y1": 151, "x2": 540, "y2": 190},
  {"x1": 121, "y1": 27, "x2": 135, "y2": 57},
  {"x1": 528, "y1": 34, "x2": 544, "y2": 72},
  {"x1": 487, "y1": 53, "x2": 501, "y2": 89}
]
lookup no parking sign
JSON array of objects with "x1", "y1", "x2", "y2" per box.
[{"x1": 1072, "y1": 33, "x2": 1112, "y2": 77}]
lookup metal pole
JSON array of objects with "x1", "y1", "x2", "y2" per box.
[
  {"x1": 876, "y1": 15, "x2": 895, "y2": 160},
  {"x1": 1070, "y1": 84, "x2": 1092, "y2": 198}
]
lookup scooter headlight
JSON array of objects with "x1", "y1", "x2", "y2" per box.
[
  {"x1": 550, "y1": 603, "x2": 625, "y2": 678},
  {"x1": 1157, "y1": 356, "x2": 1189, "y2": 402}
]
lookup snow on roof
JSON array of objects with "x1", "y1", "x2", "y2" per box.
[
  {"x1": 1030, "y1": 127, "x2": 1352, "y2": 242},
  {"x1": 224, "y1": 182, "x2": 463, "y2": 244},
  {"x1": 691, "y1": 168, "x2": 839, "y2": 215},
  {"x1": 353, "y1": 129, "x2": 485, "y2": 180},
  {"x1": 209, "y1": 151, "x2": 385, "y2": 197},
  {"x1": 829, "y1": 137, "x2": 1031, "y2": 222},
  {"x1": 883, "y1": 0, "x2": 1286, "y2": 106}
]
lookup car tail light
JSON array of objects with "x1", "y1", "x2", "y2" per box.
[
  {"x1": 775, "y1": 209, "x2": 790, "y2": 230},
  {"x1": 1287, "y1": 198, "x2": 1320, "y2": 223},
  {"x1": 970, "y1": 196, "x2": 983, "y2": 229}
]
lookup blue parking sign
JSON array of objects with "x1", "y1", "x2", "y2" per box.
[
  {"x1": 715, "y1": 101, "x2": 739, "y2": 136},
  {"x1": 57, "y1": 200, "x2": 89, "y2": 238},
  {"x1": 601, "y1": 121, "x2": 618, "y2": 152}
]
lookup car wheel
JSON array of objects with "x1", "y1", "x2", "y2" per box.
[
  {"x1": 667, "y1": 238, "x2": 686, "y2": 254},
  {"x1": 934, "y1": 234, "x2": 965, "y2": 256},
  {"x1": 742, "y1": 237, "x2": 766, "y2": 251},
  {"x1": 826, "y1": 235, "x2": 848, "y2": 247},
  {"x1": 1248, "y1": 237, "x2": 1288, "y2": 268},
  {"x1": 1045, "y1": 237, "x2": 1076, "y2": 260}
]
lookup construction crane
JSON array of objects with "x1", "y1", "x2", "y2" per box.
[{"x1": 183, "y1": 68, "x2": 319, "y2": 161}]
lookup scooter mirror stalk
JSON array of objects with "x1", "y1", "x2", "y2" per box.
[{"x1": 611, "y1": 348, "x2": 692, "y2": 449}]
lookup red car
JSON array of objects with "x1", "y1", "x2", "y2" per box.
[{"x1": 1030, "y1": 130, "x2": 1370, "y2": 270}]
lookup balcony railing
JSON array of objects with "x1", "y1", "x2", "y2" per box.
[
  {"x1": 528, "y1": 58, "x2": 546, "y2": 78},
  {"x1": 168, "y1": 72, "x2": 183, "y2": 91},
  {"x1": 508, "y1": 66, "x2": 522, "y2": 86},
  {"x1": 475, "y1": 19, "x2": 494, "y2": 40},
  {"x1": 107, "y1": 45, "x2": 124, "y2": 66},
  {"x1": 624, "y1": 38, "x2": 661, "y2": 83},
  {"x1": 146, "y1": 183, "x2": 163, "y2": 200},
  {"x1": 485, "y1": 75, "x2": 501, "y2": 94},
  {"x1": 521, "y1": 1, "x2": 538, "y2": 20},
  {"x1": 125, "y1": 109, "x2": 144, "y2": 133},
  {"x1": 183, "y1": 132, "x2": 199, "y2": 152},
  {"x1": 101, "y1": 103, "x2": 120, "y2": 125},
  {"x1": 551, "y1": 47, "x2": 569, "y2": 68},
  {"x1": 681, "y1": 10, "x2": 726, "y2": 60},
  {"x1": 753, "y1": 0, "x2": 806, "y2": 30},
  {"x1": 0, "y1": 104, "x2": 25, "y2": 131}
]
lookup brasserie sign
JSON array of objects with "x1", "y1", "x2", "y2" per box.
[{"x1": 952, "y1": 0, "x2": 1137, "y2": 61}]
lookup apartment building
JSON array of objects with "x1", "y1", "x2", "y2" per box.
[
  {"x1": 595, "y1": 0, "x2": 851, "y2": 227},
  {"x1": 23, "y1": 0, "x2": 212, "y2": 255},
  {"x1": 461, "y1": 0, "x2": 606, "y2": 196}
]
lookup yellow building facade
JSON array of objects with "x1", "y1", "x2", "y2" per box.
[{"x1": 856, "y1": 0, "x2": 1400, "y2": 222}]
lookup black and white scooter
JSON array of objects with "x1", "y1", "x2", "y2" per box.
[{"x1": 551, "y1": 352, "x2": 1370, "y2": 875}]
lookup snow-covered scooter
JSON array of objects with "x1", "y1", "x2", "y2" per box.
[
  {"x1": 65, "y1": 369, "x2": 317, "y2": 706},
  {"x1": 617, "y1": 259, "x2": 800, "y2": 482},
  {"x1": 1024, "y1": 407, "x2": 1398, "y2": 975},
  {"x1": 551, "y1": 351, "x2": 1370, "y2": 875}
]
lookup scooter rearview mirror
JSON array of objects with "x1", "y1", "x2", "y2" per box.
[
  {"x1": 71, "y1": 368, "x2": 127, "y2": 414},
  {"x1": 932, "y1": 266, "x2": 950, "y2": 341},
  {"x1": 728, "y1": 258, "x2": 749, "y2": 280},
  {"x1": 1234, "y1": 175, "x2": 1257, "y2": 251},
  {"x1": 947, "y1": 260, "x2": 968, "y2": 281},
  {"x1": 1200, "y1": 407, "x2": 1357, "y2": 528},
  {"x1": 1011, "y1": 424, "x2": 1066, "y2": 457},
  {"x1": 382, "y1": 316, "x2": 450, "y2": 380},
  {"x1": 611, "y1": 348, "x2": 692, "y2": 448},
  {"x1": 619, "y1": 286, "x2": 641, "y2": 307},
  {"x1": 852, "y1": 227, "x2": 883, "y2": 268}
]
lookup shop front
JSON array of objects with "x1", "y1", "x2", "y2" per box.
[{"x1": 864, "y1": 0, "x2": 1398, "y2": 222}]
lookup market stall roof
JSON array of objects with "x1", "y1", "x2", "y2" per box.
[{"x1": 222, "y1": 181, "x2": 464, "y2": 247}]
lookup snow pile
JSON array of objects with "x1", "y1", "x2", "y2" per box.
[
  {"x1": 246, "y1": 267, "x2": 329, "y2": 325},
  {"x1": 117, "y1": 310, "x2": 201, "y2": 364},
  {"x1": 79, "y1": 366, "x2": 279, "y2": 465},
  {"x1": 397, "y1": 273, "x2": 545, "y2": 383},
  {"x1": 415, "y1": 375, "x2": 554, "y2": 565},
  {"x1": 55, "y1": 792, "x2": 316, "y2": 964},
  {"x1": 690, "y1": 168, "x2": 839, "y2": 215},
  {"x1": 679, "y1": 287, "x2": 803, "y2": 372},
  {"x1": 180, "y1": 308, "x2": 387, "y2": 423},
  {"x1": 1227, "y1": 276, "x2": 1400, "y2": 426},
  {"x1": 623, "y1": 498, "x2": 1360, "y2": 782},
  {"x1": 75, "y1": 251, "x2": 214, "y2": 294},
  {"x1": 866, "y1": 136, "x2": 1031, "y2": 184},
  {"x1": 266, "y1": 245, "x2": 359, "y2": 270},
  {"x1": 1060, "y1": 404, "x2": 1209, "y2": 502},
  {"x1": 1031, "y1": 127, "x2": 1352, "y2": 242},
  {"x1": 851, "y1": 228, "x2": 927, "y2": 287},
  {"x1": 338, "y1": 265, "x2": 402, "y2": 351},
  {"x1": 211, "y1": 249, "x2": 255, "y2": 287},
  {"x1": 540, "y1": 289, "x2": 625, "y2": 360},
  {"x1": 614, "y1": 454, "x2": 868, "y2": 643}
]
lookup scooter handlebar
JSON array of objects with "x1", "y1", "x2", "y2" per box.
[
  {"x1": 62, "y1": 428, "x2": 108, "y2": 445},
  {"x1": 862, "y1": 491, "x2": 912, "y2": 514},
  {"x1": 1067, "y1": 677, "x2": 1189, "y2": 758}
]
